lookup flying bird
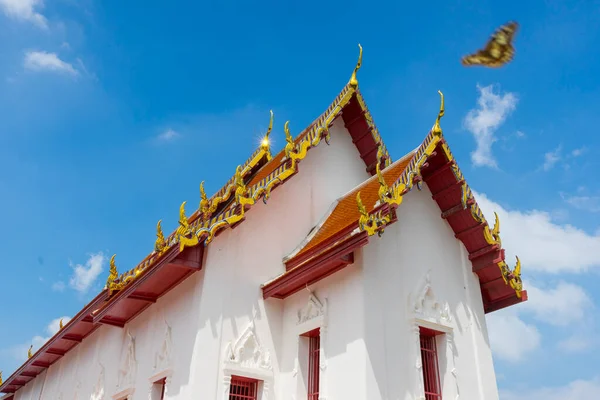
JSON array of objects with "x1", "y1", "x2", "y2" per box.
[{"x1": 461, "y1": 21, "x2": 519, "y2": 68}]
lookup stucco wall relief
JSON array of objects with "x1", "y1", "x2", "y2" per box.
[
  {"x1": 410, "y1": 270, "x2": 451, "y2": 325},
  {"x1": 117, "y1": 330, "x2": 137, "y2": 390},
  {"x1": 90, "y1": 362, "x2": 105, "y2": 400},
  {"x1": 297, "y1": 288, "x2": 325, "y2": 325},
  {"x1": 153, "y1": 319, "x2": 173, "y2": 373},
  {"x1": 224, "y1": 320, "x2": 272, "y2": 371}
]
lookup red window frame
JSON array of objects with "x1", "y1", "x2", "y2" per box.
[
  {"x1": 153, "y1": 377, "x2": 166, "y2": 400},
  {"x1": 229, "y1": 375, "x2": 259, "y2": 400},
  {"x1": 302, "y1": 328, "x2": 320, "y2": 400},
  {"x1": 419, "y1": 327, "x2": 442, "y2": 400}
]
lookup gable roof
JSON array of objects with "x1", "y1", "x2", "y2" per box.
[
  {"x1": 0, "y1": 44, "x2": 392, "y2": 395},
  {"x1": 262, "y1": 93, "x2": 527, "y2": 315}
]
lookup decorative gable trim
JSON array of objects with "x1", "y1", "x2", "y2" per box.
[{"x1": 410, "y1": 270, "x2": 452, "y2": 327}]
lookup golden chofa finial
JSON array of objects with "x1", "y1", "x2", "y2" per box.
[
  {"x1": 155, "y1": 220, "x2": 167, "y2": 254},
  {"x1": 59, "y1": 318, "x2": 64, "y2": 329},
  {"x1": 0, "y1": 371, "x2": 3, "y2": 386},
  {"x1": 260, "y1": 110, "x2": 274, "y2": 153},
  {"x1": 348, "y1": 44, "x2": 363, "y2": 89},
  {"x1": 432, "y1": 90, "x2": 445, "y2": 136},
  {"x1": 179, "y1": 201, "x2": 189, "y2": 226},
  {"x1": 199, "y1": 181, "x2": 209, "y2": 214},
  {"x1": 106, "y1": 254, "x2": 118, "y2": 294},
  {"x1": 28, "y1": 345, "x2": 33, "y2": 359}
]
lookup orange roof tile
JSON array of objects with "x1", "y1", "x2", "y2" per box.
[{"x1": 292, "y1": 151, "x2": 416, "y2": 260}]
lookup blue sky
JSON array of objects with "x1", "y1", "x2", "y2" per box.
[{"x1": 1, "y1": 0, "x2": 599, "y2": 397}]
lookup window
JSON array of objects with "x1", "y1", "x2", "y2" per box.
[
  {"x1": 151, "y1": 378, "x2": 166, "y2": 400},
  {"x1": 303, "y1": 328, "x2": 320, "y2": 400},
  {"x1": 229, "y1": 376, "x2": 259, "y2": 400},
  {"x1": 420, "y1": 327, "x2": 442, "y2": 400}
]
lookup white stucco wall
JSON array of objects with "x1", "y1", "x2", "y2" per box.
[
  {"x1": 279, "y1": 186, "x2": 499, "y2": 400},
  {"x1": 10, "y1": 119, "x2": 499, "y2": 400}
]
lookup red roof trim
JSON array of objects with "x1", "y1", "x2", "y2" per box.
[
  {"x1": 262, "y1": 231, "x2": 369, "y2": 299},
  {"x1": 0, "y1": 291, "x2": 109, "y2": 393}
]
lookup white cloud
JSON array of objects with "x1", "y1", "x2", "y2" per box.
[
  {"x1": 51, "y1": 280, "x2": 65, "y2": 292},
  {"x1": 542, "y1": 145, "x2": 562, "y2": 171},
  {"x1": 9, "y1": 316, "x2": 71, "y2": 362},
  {"x1": 0, "y1": 0, "x2": 47, "y2": 28},
  {"x1": 558, "y1": 333, "x2": 595, "y2": 353},
  {"x1": 69, "y1": 252, "x2": 106, "y2": 293},
  {"x1": 474, "y1": 191, "x2": 600, "y2": 274},
  {"x1": 486, "y1": 280, "x2": 593, "y2": 362},
  {"x1": 487, "y1": 309, "x2": 541, "y2": 362},
  {"x1": 23, "y1": 51, "x2": 78, "y2": 76},
  {"x1": 561, "y1": 193, "x2": 600, "y2": 213},
  {"x1": 500, "y1": 377, "x2": 600, "y2": 400},
  {"x1": 463, "y1": 84, "x2": 518, "y2": 168},
  {"x1": 520, "y1": 281, "x2": 593, "y2": 326},
  {"x1": 571, "y1": 147, "x2": 586, "y2": 157},
  {"x1": 157, "y1": 128, "x2": 180, "y2": 142}
]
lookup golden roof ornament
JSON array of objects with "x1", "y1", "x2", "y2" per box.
[
  {"x1": 375, "y1": 145, "x2": 391, "y2": 203},
  {"x1": 510, "y1": 256, "x2": 523, "y2": 297},
  {"x1": 348, "y1": 44, "x2": 363, "y2": 89},
  {"x1": 0, "y1": 371, "x2": 3, "y2": 386},
  {"x1": 27, "y1": 345, "x2": 33, "y2": 359},
  {"x1": 260, "y1": 110, "x2": 274, "y2": 159},
  {"x1": 284, "y1": 121, "x2": 295, "y2": 158},
  {"x1": 432, "y1": 90, "x2": 445, "y2": 136},
  {"x1": 483, "y1": 212, "x2": 502, "y2": 247},
  {"x1": 155, "y1": 220, "x2": 167, "y2": 254},
  {"x1": 59, "y1": 318, "x2": 64, "y2": 330},
  {"x1": 106, "y1": 254, "x2": 119, "y2": 295},
  {"x1": 176, "y1": 201, "x2": 199, "y2": 251},
  {"x1": 199, "y1": 181, "x2": 208, "y2": 210}
]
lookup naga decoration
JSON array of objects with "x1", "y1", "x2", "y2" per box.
[
  {"x1": 356, "y1": 192, "x2": 392, "y2": 237},
  {"x1": 348, "y1": 44, "x2": 363, "y2": 89},
  {"x1": 28, "y1": 345, "x2": 33, "y2": 359},
  {"x1": 483, "y1": 212, "x2": 502, "y2": 247},
  {"x1": 284, "y1": 121, "x2": 310, "y2": 166},
  {"x1": 375, "y1": 145, "x2": 404, "y2": 207},
  {"x1": 155, "y1": 220, "x2": 167, "y2": 254},
  {"x1": 199, "y1": 181, "x2": 219, "y2": 223},
  {"x1": 106, "y1": 255, "x2": 119, "y2": 295},
  {"x1": 260, "y1": 110, "x2": 274, "y2": 159},
  {"x1": 176, "y1": 201, "x2": 199, "y2": 252},
  {"x1": 499, "y1": 256, "x2": 523, "y2": 298}
]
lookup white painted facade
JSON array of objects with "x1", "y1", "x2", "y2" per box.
[{"x1": 9, "y1": 118, "x2": 499, "y2": 400}]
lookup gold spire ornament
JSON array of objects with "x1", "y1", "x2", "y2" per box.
[
  {"x1": 432, "y1": 90, "x2": 445, "y2": 136},
  {"x1": 260, "y1": 110, "x2": 274, "y2": 158},
  {"x1": 28, "y1": 345, "x2": 33, "y2": 359},
  {"x1": 176, "y1": 201, "x2": 199, "y2": 251},
  {"x1": 348, "y1": 44, "x2": 363, "y2": 89},
  {"x1": 106, "y1": 255, "x2": 119, "y2": 295},
  {"x1": 155, "y1": 220, "x2": 167, "y2": 254}
]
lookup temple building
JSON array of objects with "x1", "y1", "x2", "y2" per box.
[{"x1": 0, "y1": 45, "x2": 527, "y2": 400}]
